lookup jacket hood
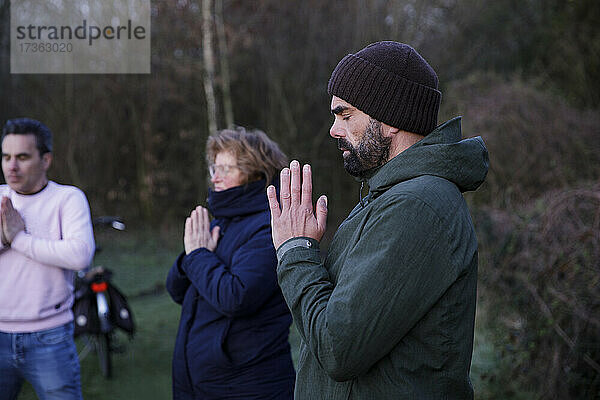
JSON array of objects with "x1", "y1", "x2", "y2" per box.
[
  {"x1": 367, "y1": 117, "x2": 489, "y2": 197},
  {"x1": 207, "y1": 178, "x2": 274, "y2": 218}
]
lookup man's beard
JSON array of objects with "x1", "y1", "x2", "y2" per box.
[{"x1": 338, "y1": 118, "x2": 391, "y2": 178}]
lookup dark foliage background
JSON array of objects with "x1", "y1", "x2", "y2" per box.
[{"x1": 1, "y1": 1, "x2": 598, "y2": 398}]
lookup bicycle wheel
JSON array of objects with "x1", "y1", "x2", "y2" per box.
[{"x1": 96, "y1": 333, "x2": 112, "y2": 378}]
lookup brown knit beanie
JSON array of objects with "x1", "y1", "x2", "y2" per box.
[{"x1": 327, "y1": 41, "x2": 441, "y2": 135}]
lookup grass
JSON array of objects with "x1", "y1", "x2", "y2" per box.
[{"x1": 17, "y1": 227, "x2": 509, "y2": 399}]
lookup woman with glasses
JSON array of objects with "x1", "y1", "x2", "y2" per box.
[{"x1": 166, "y1": 127, "x2": 295, "y2": 400}]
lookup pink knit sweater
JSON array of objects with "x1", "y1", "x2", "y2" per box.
[{"x1": 0, "y1": 181, "x2": 95, "y2": 332}]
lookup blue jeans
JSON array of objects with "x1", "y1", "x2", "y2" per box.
[{"x1": 0, "y1": 322, "x2": 82, "y2": 400}]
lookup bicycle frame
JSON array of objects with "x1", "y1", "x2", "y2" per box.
[
  {"x1": 91, "y1": 277, "x2": 112, "y2": 333},
  {"x1": 76, "y1": 267, "x2": 114, "y2": 378},
  {"x1": 74, "y1": 216, "x2": 126, "y2": 379}
]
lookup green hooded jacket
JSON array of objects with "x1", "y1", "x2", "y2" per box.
[{"x1": 277, "y1": 117, "x2": 489, "y2": 399}]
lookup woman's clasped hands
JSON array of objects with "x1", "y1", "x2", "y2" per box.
[{"x1": 184, "y1": 206, "x2": 220, "y2": 254}]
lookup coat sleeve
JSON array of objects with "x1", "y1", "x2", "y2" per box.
[
  {"x1": 179, "y1": 222, "x2": 280, "y2": 318},
  {"x1": 166, "y1": 252, "x2": 191, "y2": 305},
  {"x1": 277, "y1": 194, "x2": 462, "y2": 382}
]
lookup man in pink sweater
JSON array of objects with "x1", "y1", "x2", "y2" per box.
[{"x1": 0, "y1": 118, "x2": 95, "y2": 400}]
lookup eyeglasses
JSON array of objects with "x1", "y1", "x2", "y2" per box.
[{"x1": 208, "y1": 164, "x2": 240, "y2": 178}]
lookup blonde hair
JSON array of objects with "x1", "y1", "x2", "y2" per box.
[{"x1": 206, "y1": 127, "x2": 287, "y2": 186}]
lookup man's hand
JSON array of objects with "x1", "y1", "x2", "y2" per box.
[
  {"x1": 184, "y1": 206, "x2": 220, "y2": 254},
  {"x1": 267, "y1": 160, "x2": 328, "y2": 249},
  {"x1": 0, "y1": 212, "x2": 6, "y2": 246},
  {"x1": 1, "y1": 197, "x2": 25, "y2": 245}
]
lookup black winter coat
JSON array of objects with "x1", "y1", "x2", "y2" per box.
[{"x1": 166, "y1": 179, "x2": 295, "y2": 399}]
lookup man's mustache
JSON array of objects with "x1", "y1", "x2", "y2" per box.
[{"x1": 337, "y1": 138, "x2": 353, "y2": 151}]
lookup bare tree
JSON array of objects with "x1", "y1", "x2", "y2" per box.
[
  {"x1": 215, "y1": 0, "x2": 234, "y2": 128},
  {"x1": 202, "y1": 0, "x2": 217, "y2": 134}
]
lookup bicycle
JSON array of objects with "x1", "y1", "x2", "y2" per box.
[{"x1": 72, "y1": 216, "x2": 135, "y2": 379}]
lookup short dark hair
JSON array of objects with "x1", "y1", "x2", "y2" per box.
[{"x1": 1, "y1": 118, "x2": 53, "y2": 155}]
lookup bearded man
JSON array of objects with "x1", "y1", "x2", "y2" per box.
[{"x1": 268, "y1": 41, "x2": 489, "y2": 399}]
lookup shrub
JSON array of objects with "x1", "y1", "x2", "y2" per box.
[
  {"x1": 441, "y1": 72, "x2": 600, "y2": 209},
  {"x1": 475, "y1": 183, "x2": 600, "y2": 399},
  {"x1": 443, "y1": 74, "x2": 600, "y2": 398}
]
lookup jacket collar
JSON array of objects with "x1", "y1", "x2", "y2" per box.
[
  {"x1": 365, "y1": 117, "x2": 489, "y2": 199},
  {"x1": 207, "y1": 178, "x2": 275, "y2": 219}
]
